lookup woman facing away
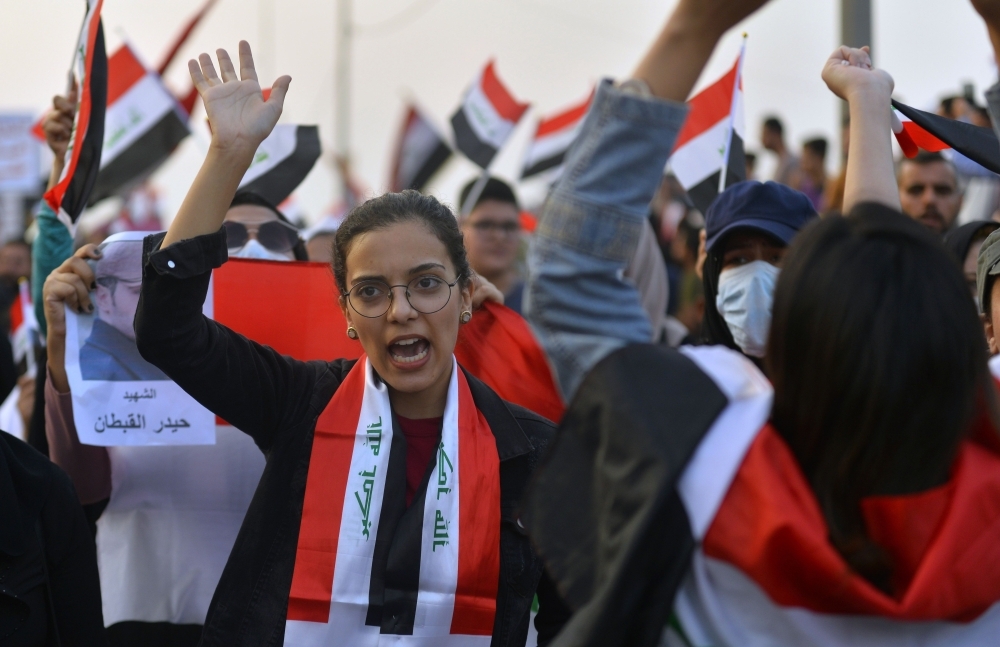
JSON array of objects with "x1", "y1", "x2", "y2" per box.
[
  {"x1": 127, "y1": 42, "x2": 567, "y2": 646},
  {"x1": 521, "y1": 0, "x2": 1000, "y2": 643}
]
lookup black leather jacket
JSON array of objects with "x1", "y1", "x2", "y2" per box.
[{"x1": 134, "y1": 230, "x2": 570, "y2": 647}]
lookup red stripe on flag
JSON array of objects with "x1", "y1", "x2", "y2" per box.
[
  {"x1": 535, "y1": 93, "x2": 592, "y2": 138},
  {"x1": 704, "y1": 424, "x2": 1000, "y2": 621},
  {"x1": 8, "y1": 300, "x2": 22, "y2": 334},
  {"x1": 286, "y1": 362, "x2": 366, "y2": 621},
  {"x1": 480, "y1": 61, "x2": 528, "y2": 124},
  {"x1": 450, "y1": 369, "x2": 501, "y2": 635},
  {"x1": 672, "y1": 56, "x2": 739, "y2": 151},
  {"x1": 106, "y1": 46, "x2": 147, "y2": 106},
  {"x1": 894, "y1": 128, "x2": 919, "y2": 159},
  {"x1": 903, "y1": 121, "x2": 950, "y2": 153}
]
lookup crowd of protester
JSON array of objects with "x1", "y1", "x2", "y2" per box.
[{"x1": 3, "y1": 0, "x2": 1000, "y2": 645}]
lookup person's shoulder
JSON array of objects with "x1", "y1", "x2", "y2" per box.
[
  {"x1": 504, "y1": 401, "x2": 558, "y2": 457},
  {"x1": 0, "y1": 430, "x2": 69, "y2": 502}
]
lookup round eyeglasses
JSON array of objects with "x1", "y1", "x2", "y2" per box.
[{"x1": 345, "y1": 275, "x2": 462, "y2": 318}]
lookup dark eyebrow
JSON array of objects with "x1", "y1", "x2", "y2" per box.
[
  {"x1": 350, "y1": 274, "x2": 387, "y2": 286},
  {"x1": 408, "y1": 263, "x2": 447, "y2": 275}
]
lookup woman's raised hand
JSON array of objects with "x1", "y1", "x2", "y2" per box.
[
  {"x1": 189, "y1": 41, "x2": 291, "y2": 160},
  {"x1": 821, "y1": 46, "x2": 893, "y2": 103}
]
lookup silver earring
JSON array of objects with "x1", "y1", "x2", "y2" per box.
[
  {"x1": 347, "y1": 326, "x2": 358, "y2": 339},
  {"x1": 460, "y1": 311, "x2": 472, "y2": 324}
]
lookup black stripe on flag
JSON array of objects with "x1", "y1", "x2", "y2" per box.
[
  {"x1": 522, "y1": 150, "x2": 566, "y2": 179},
  {"x1": 239, "y1": 125, "x2": 322, "y2": 206},
  {"x1": 88, "y1": 109, "x2": 189, "y2": 206},
  {"x1": 684, "y1": 131, "x2": 746, "y2": 215},
  {"x1": 364, "y1": 416, "x2": 410, "y2": 629},
  {"x1": 520, "y1": 345, "x2": 728, "y2": 647},
  {"x1": 892, "y1": 99, "x2": 1000, "y2": 174},
  {"x1": 408, "y1": 140, "x2": 452, "y2": 192},
  {"x1": 62, "y1": 23, "x2": 108, "y2": 221},
  {"x1": 451, "y1": 108, "x2": 499, "y2": 169}
]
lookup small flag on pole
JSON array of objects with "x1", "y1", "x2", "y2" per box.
[
  {"x1": 521, "y1": 92, "x2": 593, "y2": 181},
  {"x1": 238, "y1": 125, "x2": 322, "y2": 206},
  {"x1": 669, "y1": 41, "x2": 747, "y2": 214},
  {"x1": 88, "y1": 44, "x2": 190, "y2": 206},
  {"x1": 44, "y1": 0, "x2": 108, "y2": 230},
  {"x1": 389, "y1": 105, "x2": 452, "y2": 193},
  {"x1": 450, "y1": 61, "x2": 529, "y2": 169},
  {"x1": 891, "y1": 99, "x2": 1000, "y2": 173}
]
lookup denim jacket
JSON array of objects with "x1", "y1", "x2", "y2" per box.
[{"x1": 525, "y1": 80, "x2": 689, "y2": 400}]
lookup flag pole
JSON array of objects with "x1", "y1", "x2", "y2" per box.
[
  {"x1": 335, "y1": 0, "x2": 353, "y2": 202},
  {"x1": 460, "y1": 170, "x2": 490, "y2": 219},
  {"x1": 718, "y1": 33, "x2": 748, "y2": 194}
]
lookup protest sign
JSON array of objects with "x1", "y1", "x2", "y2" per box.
[
  {"x1": 0, "y1": 114, "x2": 40, "y2": 193},
  {"x1": 64, "y1": 232, "x2": 215, "y2": 445}
]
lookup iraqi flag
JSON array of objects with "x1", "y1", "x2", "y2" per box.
[
  {"x1": 237, "y1": 124, "x2": 322, "y2": 206},
  {"x1": 521, "y1": 92, "x2": 593, "y2": 181},
  {"x1": 522, "y1": 344, "x2": 1000, "y2": 647},
  {"x1": 44, "y1": 0, "x2": 107, "y2": 229},
  {"x1": 450, "y1": 62, "x2": 529, "y2": 169},
  {"x1": 669, "y1": 44, "x2": 747, "y2": 215},
  {"x1": 88, "y1": 44, "x2": 190, "y2": 206},
  {"x1": 891, "y1": 99, "x2": 1000, "y2": 173},
  {"x1": 389, "y1": 105, "x2": 453, "y2": 193}
]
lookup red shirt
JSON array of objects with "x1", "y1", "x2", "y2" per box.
[{"x1": 395, "y1": 415, "x2": 443, "y2": 506}]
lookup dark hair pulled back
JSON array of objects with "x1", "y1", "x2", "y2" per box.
[
  {"x1": 333, "y1": 190, "x2": 471, "y2": 294},
  {"x1": 767, "y1": 202, "x2": 997, "y2": 594}
]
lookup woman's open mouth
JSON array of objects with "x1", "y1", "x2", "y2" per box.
[{"x1": 388, "y1": 336, "x2": 430, "y2": 367}]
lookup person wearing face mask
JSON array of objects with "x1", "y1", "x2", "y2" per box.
[
  {"x1": 701, "y1": 181, "x2": 817, "y2": 363},
  {"x1": 224, "y1": 191, "x2": 308, "y2": 262}
]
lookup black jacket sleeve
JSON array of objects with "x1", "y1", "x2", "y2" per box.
[
  {"x1": 134, "y1": 230, "x2": 333, "y2": 453},
  {"x1": 42, "y1": 471, "x2": 108, "y2": 646}
]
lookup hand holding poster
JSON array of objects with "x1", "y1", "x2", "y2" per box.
[{"x1": 64, "y1": 232, "x2": 215, "y2": 445}]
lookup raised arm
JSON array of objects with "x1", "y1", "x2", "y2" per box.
[
  {"x1": 161, "y1": 41, "x2": 290, "y2": 247},
  {"x1": 525, "y1": 0, "x2": 770, "y2": 400},
  {"x1": 821, "y1": 46, "x2": 899, "y2": 212}
]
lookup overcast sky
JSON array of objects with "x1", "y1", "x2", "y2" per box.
[{"x1": 1, "y1": 0, "x2": 997, "y2": 224}]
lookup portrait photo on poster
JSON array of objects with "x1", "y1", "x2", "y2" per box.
[{"x1": 64, "y1": 231, "x2": 216, "y2": 446}]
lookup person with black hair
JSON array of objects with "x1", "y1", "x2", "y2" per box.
[
  {"x1": 126, "y1": 42, "x2": 568, "y2": 646},
  {"x1": 793, "y1": 136, "x2": 829, "y2": 209},
  {"x1": 458, "y1": 177, "x2": 525, "y2": 313},
  {"x1": 761, "y1": 115, "x2": 799, "y2": 186},
  {"x1": 897, "y1": 151, "x2": 963, "y2": 234},
  {"x1": 522, "y1": 0, "x2": 1000, "y2": 641},
  {"x1": 700, "y1": 181, "x2": 816, "y2": 364}
]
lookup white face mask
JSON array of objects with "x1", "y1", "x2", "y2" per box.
[
  {"x1": 715, "y1": 260, "x2": 780, "y2": 358},
  {"x1": 231, "y1": 238, "x2": 294, "y2": 262}
]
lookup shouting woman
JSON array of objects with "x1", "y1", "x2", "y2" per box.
[{"x1": 124, "y1": 43, "x2": 566, "y2": 646}]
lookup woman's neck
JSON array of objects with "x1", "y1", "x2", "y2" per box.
[{"x1": 387, "y1": 365, "x2": 452, "y2": 419}]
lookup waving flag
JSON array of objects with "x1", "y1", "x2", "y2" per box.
[
  {"x1": 44, "y1": 0, "x2": 108, "y2": 229},
  {"x1": 891, "y1": 99, "x2": 1000, "y2": 173},
  {"x1": 669, "y1": 43, "x2": 747, "y2": 214},
  {"x1": 88, "y1": 44, "x2": 190, "y2": 206},
  {"x1": 389, "y1": 105, "x2": 453, "y2": 193},
  {"x1": 450, "y1": 62, "x2": 529, "y2": 169},
  {"x1": 238, "y1": 125, "x2": 322, "y2": 206},
  {"x1": 214, "y1": 261, "x2": 563, "y2": 422},
  {"x1": 521, "y1": 92, "x2": 592, "y2": 181}
]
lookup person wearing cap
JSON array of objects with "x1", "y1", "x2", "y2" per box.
[
  {"x1": 977, "y1": 227, "x2": 1000, "y2": 354},
  {"x1": 81, "y1": 239, "x2": 168, "y2": 381},
  {"x1": 458, "y1": 177, "x2": 526, "y2": 313},
  {"x1": 701, "y1": 181, "x2": 817, "y2": 363},
  {"x1": 945, "y1": 220, "x2": 999, "y2": 307}
]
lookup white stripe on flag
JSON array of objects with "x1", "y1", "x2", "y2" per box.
[
  {"x1": 672, "y1": 554, "x2": 1000, "y2": 647},
  {"x1": 240, "y1": 125, "x2": 298, "y2": 188},
  {"x1": 461, "y1": 80, "x2": 516, "y2": 151},
  {"x1": 669, "y1": 118, "x2": 731, "y2": 191},
  {"x1": 523, "y1": 126, "x2": 580, "y2": 173},
  {"x1": 677, "y1": 346, "x2": 772, "y2": 539},
  {"x1": 100, "y1": 73, "x2": 177, "y2": 169}
]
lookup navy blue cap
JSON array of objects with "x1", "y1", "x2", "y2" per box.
[{"x1": 704, "y1": 181, "x2": 818, "y2": 252}]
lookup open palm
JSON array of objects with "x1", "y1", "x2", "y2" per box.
[{"x1": 189, "y1": 41, "x2": 291, "y2": 157}]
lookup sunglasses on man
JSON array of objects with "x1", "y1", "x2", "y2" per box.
[{"x1": 223, "y1": 220, "x2": 302, "y2": 253}]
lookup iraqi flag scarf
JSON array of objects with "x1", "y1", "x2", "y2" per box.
[{"x1": 284, "y1": 355, "x2": 500, "y2": 646}]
